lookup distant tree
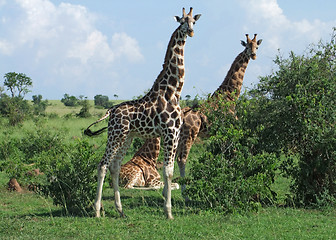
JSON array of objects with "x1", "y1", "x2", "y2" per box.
[
  {"x1": 0, "y1": 72, "x2": 32, "y2": 125},
  {"x1": 94, "y1": 94, "x2": 109, "y2": 107},
  {"x1": 113, "y1": 94, "x2": 118, "y2": 100},
  {"x1": 32, "y1": 94, "x2": 48, "y2": 115},
  {"x1": 77, "y1": 96, "x2": 91, "y2": 118},
  {"x1": 61, "y1": 94, "x2": 79, "y2": 107},
  {"x1": 4, "y1": 72, "x2": 32, "y2": 98}
]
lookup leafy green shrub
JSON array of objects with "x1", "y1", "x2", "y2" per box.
[
  {"x1": 0, "y1": 95, "x2": 31, "y2": 125},
  {"x1": 37, "y1": 139, "x2": 100, "y2": 215},
  {"x1": 244, "y1": 29, "x2": 336, "y2": 207},
  {"x1": 184, "y1": 96, "x2": 277, "y2": 214},
  {"x1": 0, "y1": 123, "x2": 66, "y2": 186}
]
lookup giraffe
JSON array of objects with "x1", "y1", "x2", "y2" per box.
[
  {"x1": 84, "y1": 7, "x2": 201, "y2": 219},
  {"x1": 176, "y1": 34, "x2": 263, "y2": 196},
  {"x1": 119, "y1": 137, "x2": 179, "y2": 190}
]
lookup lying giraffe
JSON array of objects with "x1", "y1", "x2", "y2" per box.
[
  {"x1": 84, "y1": 8, "x2": 201, "y2": 219},
  {"x1": 119, "y1": 137, "x2": 179, "y2": 190},
  {"x1": 118, "y1": 34, "x2": 262, "y2": 196}
]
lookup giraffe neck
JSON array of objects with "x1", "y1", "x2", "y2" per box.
[
  {"x1": 212, "y1": 49, "x2": 250, "y2": 100},
  {"x1": 146, "y1": 27, "x2": 187, "y2": 103},
  {"x1": 133, "y1": 138, "x2": 161, "y2": 167}
]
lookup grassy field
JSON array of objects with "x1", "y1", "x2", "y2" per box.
[
  {"x1": 0, "y1": 170, "x2": 335, "y2": 239},
  {"x1": 0, "y1": 101, "x2": 335, "y2": 239}
]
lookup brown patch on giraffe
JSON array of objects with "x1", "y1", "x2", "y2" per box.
[
  {"x1": 170, "y1": 64, "x2": 177, "y2": 75},
  {"x1": 174, "y1": 47, "x2": 181, "y2": 54},
  {"x1": 160, "y1": 111, "x2": 169, "y2": 122},
  {"x1": 166, "y1": 104, "x2": 174, "y2": 113},
  {"x1": 171, "y1": 111, "x2": 178, "y2": 119},
  {"x1": 178, "y1": 68, "x2": 184, "y2": 78},
  {"x1": 171, "y1": 56, "x2": 177, "y2": 64},
  {"x1": 168, "y1": 76, "x2": 177, "y2": 87}
]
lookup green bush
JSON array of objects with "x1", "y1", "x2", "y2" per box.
[
  {"x1": 244, "y1": 29, "x2": 336, "y2": 207},
  {"x1": 184, "y1": 96, "x2": 277, "y2": 214},
  {"x1": 37, "y1": 139, "x2": 100, "y2": 215},
  {"x1": 0, "y1": 122, "x2": 66, "y2": 185}
]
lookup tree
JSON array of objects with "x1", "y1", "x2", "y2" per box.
[
  {"x1": 4, "y1": 72, "x2": 32, "y2": 98},
  {"x1": 32, "y1": 95, "x2": 48, "y2": 115},
  {"x1": 77, "y1": 96, "x2": 91, "y2": 118},
  {"x1": 0, "y1": 72, "x2": 32, "y2": 125},
  {"x1": 94, "y1": 94, "x2": 109, "y2": 108},
  {"x1": 61, "y1": 94, "x2": 79, "y2": 107}
]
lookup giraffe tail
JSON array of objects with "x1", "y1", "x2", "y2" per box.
[{"x1": 83, "y1": 109, "x2": 111, "y2": 137}]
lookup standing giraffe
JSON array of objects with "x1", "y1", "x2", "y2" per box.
[
  {"x1": 117, "y1": 34, "x2": 262, "y2": 195},
  {"x1": 84, "y1": 8, "x2": 201, "y2": 219},
  {"x1": 119, "y1": 137, "x2": 179, "y2": 190},
  {"x1": 176, "y1": 34, "x2": 262, "y2": 196}
]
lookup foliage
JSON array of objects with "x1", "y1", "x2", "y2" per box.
[
  {"x1": 94, "y1": 94, "x2": 109, "y2": 108},
  {"x1": 0, "y1": 121, "x2": 66, "y2": 184},
  {"x1": 76, "y1": 97, "x2": 91, "y2": 118},
  {"x1": 184, "y1": 95, "x2": 277, "y2": 214},
  {"x1": 0, "y1": 72, "x2": 33, "y2": 125},
  {"x1": 61, "y1": 93, "x2": 79, "y2": 107},
  {"x1": 3, "y1": 72, "x2": 32, "y2": 98},
  {"x1": 0, "y1": 94, "x2": 31, "y2": 125},
  {"x1": 244, "y1": 29, "x2": 336, "y2": 206},
  {"x1": 32, "y1": 94, "x2": 49, "y2": 115},
  {"x1": 181, "y1": 94, "x2": 201, "y2": 108},
  {"x1": 38, "y1": 139, "x2": 100, "y2": 215}
]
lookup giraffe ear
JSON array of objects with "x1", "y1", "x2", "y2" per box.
[
  {"x1": 194, "y1": 14, "x2": 201, "y2": 22},
  {"x1": 174, "y1": 16, "x2": 181, "y2": 22},
  {"x1": 241, "y1": 40, "x2": 247, "y2": 47},
  {"x1": 257, "y1": 39, "x2": 263, "y2": 45}
]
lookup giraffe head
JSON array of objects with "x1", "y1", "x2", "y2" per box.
[
  {"x1": 241, "y1": 34, "x2": 262, "y2": 60},
  {"x1": 174, "y1": 7, "x2": 201, "y2": 37}
]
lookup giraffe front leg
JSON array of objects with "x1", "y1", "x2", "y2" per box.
[
  {"x1": 94, "y1": 164, "x2": 107, "y2": 217},
  {"x1": 162, "y1": 134, "x2": 179, "y2": 220}
]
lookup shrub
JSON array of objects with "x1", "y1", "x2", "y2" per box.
[
  {"x1": 37, "y1": 139, "x2": 100, "y2": 215},
  {"x1": 184, "y1": 95, "x2": 277, "y2": 214},
  {"x1": 244, "y1": 29, "x2": 336, "y2": 207},
  {"x1": 76, "y1": 98, "x2": 91, "y2": 118}
]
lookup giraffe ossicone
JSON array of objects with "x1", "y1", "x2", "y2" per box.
[{"x1": 84, "y1": 7, "x2": 201, "y2": 220}]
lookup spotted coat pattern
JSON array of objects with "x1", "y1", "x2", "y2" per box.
[{"x1": 84, "y1": 8, "x2": 201, "y2": 220}]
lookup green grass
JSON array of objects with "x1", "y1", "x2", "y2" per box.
[{"x1": 0, "y1": 170, "x2": 335, "y2": 239}]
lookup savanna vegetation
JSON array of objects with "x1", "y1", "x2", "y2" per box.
[{"x1": 0, "y1": 30, "x2": 335, "y2": 239}]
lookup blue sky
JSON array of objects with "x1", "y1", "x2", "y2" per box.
[{"x1": 1, "y1": 0, "x2": 336, "y2": 100}]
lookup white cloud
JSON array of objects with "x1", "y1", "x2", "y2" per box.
[
  {"x1": 239, "y1": 0, "x2": 336, "y2": 52},
  {"x1": 111, "y1": 32, "x2": 144, "y2": 62},
  {"x1": 0, "y1": 0, "x2": 144, "y2": 98}
]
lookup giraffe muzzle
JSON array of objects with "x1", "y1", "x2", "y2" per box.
[{"x1": 187, "y1": 29, "x2": 194, "y2": 37}]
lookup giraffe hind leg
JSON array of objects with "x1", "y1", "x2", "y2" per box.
[{"x1": 108, "y1": 136, "x2": 133, "y2": 217}]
